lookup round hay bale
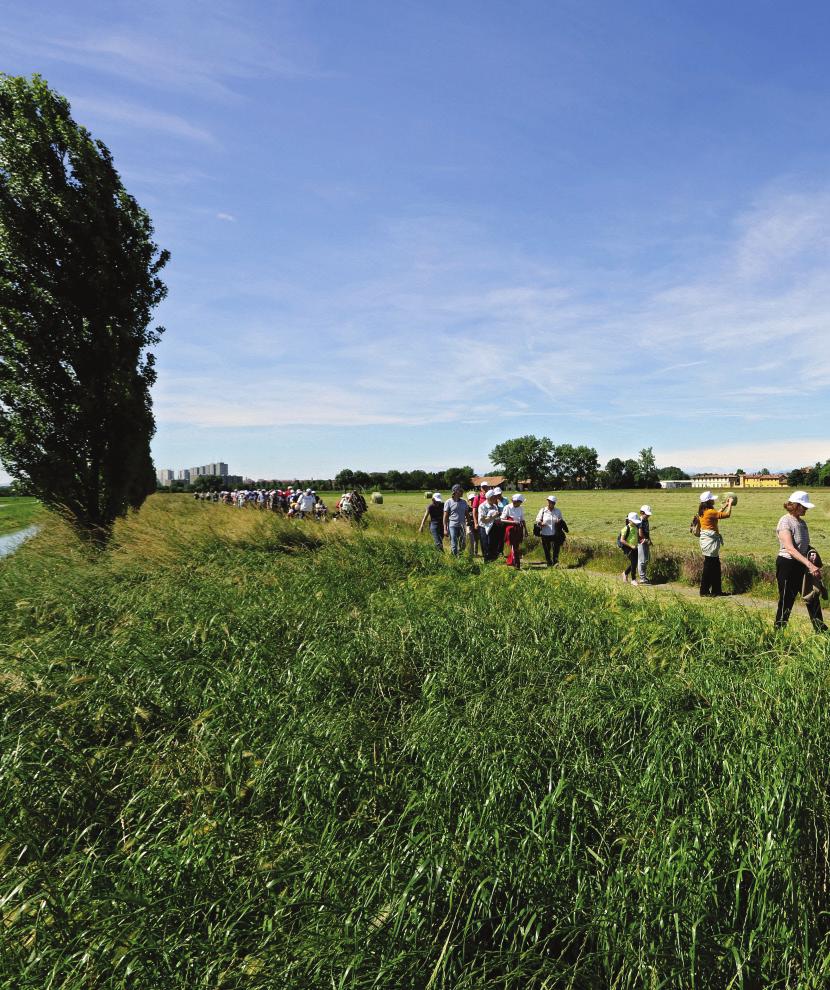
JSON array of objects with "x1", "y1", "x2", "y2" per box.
[
  {"x1": 424, "y1": 491, "x2": 432, "y2": 499},
  {"x1": 372, "y1": 492, "x2": 383, "y2": 504}
]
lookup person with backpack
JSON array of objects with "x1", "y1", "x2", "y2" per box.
[
  {"x1": 774, "y1": 491, "x2": 827, "y2": 632},
  {"x1": 692, "y1": 490, "x2": 734, "y2": 596},
  {"x1": 637, "y1": 504, "x2": 653, "y2": 584},
  {"x1": 535, "y1": 495, "x2": 569, "y2": 567},
  {"x1": 618, "y1": 512, "x2": 641, "y2": 585}
]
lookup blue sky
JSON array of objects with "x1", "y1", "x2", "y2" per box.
[{"x1": 3, "y1": 0, "x2": 830, "y2": 479}]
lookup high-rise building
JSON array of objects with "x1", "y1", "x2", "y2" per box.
[
  {"x1": 177, "y1": 469, "x2": 191, "y2": 482},
  {"x1": 156, "y1": 469, "x2": 174, "y2": 486}
]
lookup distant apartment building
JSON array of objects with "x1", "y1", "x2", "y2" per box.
[
  {"x1": 156, "y1": 468, "x2": 174, "y2": 487},
  {"x1": 189, "y1": 462, "x2": 229, "y2": 479},
  {"x1": 177, "y1": 469, "x2": 191, "y2": 482}
]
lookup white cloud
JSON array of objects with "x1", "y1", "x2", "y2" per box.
[
  {"x1": 69, "y1": 95, "x2": 214, "y2": 143},
  {"x1": 216, "y1": 212, "x2": 236, "y2": 222},
  {"x1": 152, "y1": 186, "x2": 830, "y2": 458}
]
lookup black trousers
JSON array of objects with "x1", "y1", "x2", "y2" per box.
[
  {"x1": 541, "y1": 535, "x2": 563, "y2": 566},
  {"x1": 491, "y1": 522, "x2": 506, "y2": 559},
  {"x1": 775, "y1": 556, "x2": 827, "y2": 630},
  {"x1": 621, "y1": 545, "x2": 637, "y2": 577},
  {"x1": 700, "y1": 555, "x2": 722, "y2": 596}
]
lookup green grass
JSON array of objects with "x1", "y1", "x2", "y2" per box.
[
  {"x1": 0, "y1": 497, "x2": 40, "y2": 536},
  {"x1": 1, "y1": 498, "x2": 830, "y2": 988}
]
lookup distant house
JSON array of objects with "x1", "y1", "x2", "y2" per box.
[
  {"x1": 691, "y1": 471, "x2": 787, "y2": 490},
  {"x1": 740, "y1": 473, "x2": 787, "y2": 488},
  {"x1": 659, "y1": 479, "x2": 692, "y2": 489},
  {"x1": 691, "y1": 473, "x2": 742, "y2": 489},
  {"x1": 471, "y1": 475, "x2": 531, "y2": 490}
]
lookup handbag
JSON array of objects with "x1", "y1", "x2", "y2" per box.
[{"x1": 532, "y1": 508, "x2": 544, "y2": 538}]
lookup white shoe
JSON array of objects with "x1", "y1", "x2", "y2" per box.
[
  {"x1": 631, "y1": 579, "x2": 638, "y2": 586},
  {"x1": 621, "y1": 572, "x2": 628, "y2": 582}
]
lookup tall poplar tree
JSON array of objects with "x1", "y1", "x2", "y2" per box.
[{"x1": 0, "y1": 75, "x2": 169, "y2": 544}]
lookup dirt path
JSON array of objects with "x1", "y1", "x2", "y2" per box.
[{"x1": 518, "y1": 560, "x2": 829, "y2": 628}]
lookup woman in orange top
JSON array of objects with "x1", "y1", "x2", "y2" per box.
[{"x1": 695, "y1": 490, "x2": 734, "y2": 596}]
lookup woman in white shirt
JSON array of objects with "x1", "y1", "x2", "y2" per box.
[
  {"x1": 774, "y1": 491, "x2": 826, "y2": 631},
  {"x1": 501, "y1": 494, "x2": 528, "y2": 569},
  {"x1": 535, "y1": 495, "x2": 568, "y2": 567},
  {"x1": 477, "y1": 490, "x2": 502, "y2": 562}
]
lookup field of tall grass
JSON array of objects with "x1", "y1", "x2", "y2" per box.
[{"x1": 2, "y1": 497, "x2": 830, "y2": 988}]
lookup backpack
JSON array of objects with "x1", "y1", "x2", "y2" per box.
[
  {"x1": 689, "y1": 515, "x2": 701, "y2": 538},
  {"x1": 616, "y1": 523, "x2": 632, "y2": 550}
]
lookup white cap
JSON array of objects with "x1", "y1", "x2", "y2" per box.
[
  {"x1": 627, "y1": 512, "x2": 642, "y2": 524},
  {"x1": 512, "y1": 493, "x2": 525, "y2": 502},
  {"x1": 699, "y1": 490, "x2": 715, "y2": 503},
  {"x1": 789, "y1": 490, "x2": 816, "y2": 509},
  {"x1": 640, "y1": 504, "x2": 652, "y2": 515},
  {"x1": 493, "y1": 486, "x2": 502, "y2": 495},
  {"x1": 546, "y1": 495, "x2": 557, "y2": 502},
  {"x1": 480, "y1": 481, "x2": 489, "y2": 487},
  {"x1": 485, "y1": 489, "x2": 496, "y2": 497},
  {"x1": 432, "y1": 492, "x2": 443, "y2": 502}
]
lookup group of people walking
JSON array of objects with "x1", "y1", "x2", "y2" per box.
[
  {"x1": 199, "y1": 487, "x2": 368, "y2": 522},
  {"x1": 416, "y1": 483, "x2": 826, "y2": 634},
  {"x1": 418, "y1": 482, "x2": 568, "y2": 570}
]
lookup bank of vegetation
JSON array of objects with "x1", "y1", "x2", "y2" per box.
[{"x1": 1, "y1": 499, "x2": 829, "y2": 988}]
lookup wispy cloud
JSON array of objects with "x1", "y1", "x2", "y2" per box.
[
  {"x1": 69, "y1": 95, "x2": 214, "y2": 143},
  {"x1": 153, "y1": 185, "x2": 830, "y2": 451},
  {"x1": 215, "y1": 212, "x2": 235, "y2": 222}
]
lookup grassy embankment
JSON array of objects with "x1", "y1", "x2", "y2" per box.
[
  {"x1": 379, "y1": 488, "x2": 830, "y2": 596},
  {"x1": 0, "y1": 497, "x2": 41, "y2": 537},
  {"x1": 2, "y1": 496, "x2": 830, "y2": 988}
]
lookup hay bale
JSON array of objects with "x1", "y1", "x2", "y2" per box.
[
  {"x1": 424, "y1": 491, "x2": 432, "y2": 499},
  {"x1": 372, "y1": 492, "x2": 383, "y2": 504}
]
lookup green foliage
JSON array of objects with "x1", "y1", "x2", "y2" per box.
[
  {"x1": 490, "y1": 434, "x2": 554, "y2": 488},
  {"x1": 658, "y1": 465, "x2": 690, "y2": 480},
  {"x1": 0, "y1": 74, "x2": 168, "y2": 544},
  {"x1": 1, "y1": 500, "x2": 830, "y2": 987},
  {"x1": 190, "y1": 474, "x2": 225, "y2": 493},
  {"x1": 549, "y1": 442, "x2": 599, "y2": 489}
]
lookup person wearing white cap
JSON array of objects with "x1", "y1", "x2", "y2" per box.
[
  {"x1": 617, "y1": 512, "x2": 642, "y2": 585},
  {"x1": 477, "y1": 489, "x2": 502, "y2": 562},
  {"x1": 490, "y1": 486, "x2": 509, "y2": 558},
  {"x1": 637, "y1": 505, "x2": 653, "y2": 584},
  {"x1": 469, "y1": 482, "x2": 490, "y2": 557},
  {"x1": 694, "y1": 491, "x2": 734, "y2": 596},
  {"x1": 774, "y1": 491, "x2": 827, "y2": 631},
  {"x1": 418, "y1": 493, "x2": 445, "y2": 551},
  {"x1": 501, "y1": 494, "x2": 528, "y2": 569},
  {"x1": 535, "y1": 495, "x2": 569, "y2": 567}
]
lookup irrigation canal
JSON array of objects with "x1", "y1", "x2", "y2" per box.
[{"x1": 0, "y1": 526, "x2": 38, "y2": 559}]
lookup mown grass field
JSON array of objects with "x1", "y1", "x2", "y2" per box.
[
  {"x1": 375, "y1": 488, "x2": 830, "y2": 557},
  {"x1": 0, "y1": 496, "x2": 41, "y2": 536},
  {"x1": 2, "y1": 497, "x2": 830, "y2": 988}
]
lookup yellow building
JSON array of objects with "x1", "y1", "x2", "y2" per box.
[{"x1": 739, "y1": 473, "x2": 788, "y2": 488}]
